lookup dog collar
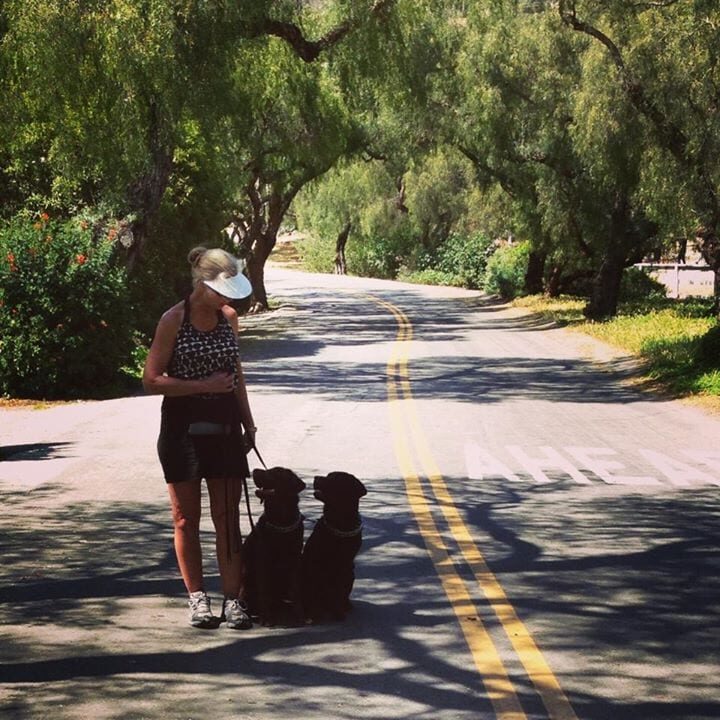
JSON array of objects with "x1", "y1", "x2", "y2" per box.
[
  {"x1": 260, "y1": 513, "x2": 303, "y2": 533},
  {"x1": 321, "y1": 516, "x2": 363, "y2": 538}
]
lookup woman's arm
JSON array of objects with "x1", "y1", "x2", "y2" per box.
[{"x1": 142, "y1": 308, "x2": 235, "y2": 397}]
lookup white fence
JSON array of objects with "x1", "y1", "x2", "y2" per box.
[{"x1": 634, "y1": 263, "x2": 715, "y2": 299}]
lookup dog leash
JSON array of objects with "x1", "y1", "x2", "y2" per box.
[{"x1": 242, "y1": 439, "x2": 268, "y2": 533}]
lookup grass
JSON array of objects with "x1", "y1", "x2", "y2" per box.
[{"x1": 513, "y1": 294, "x2": 720, "y2": 403}]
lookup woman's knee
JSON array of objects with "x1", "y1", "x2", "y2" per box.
[
  {"x1": 207, "y1": 478, "x2": 241, "y2": 530},
  {"x1": 172, "y1": 509, "x2": 200, "y2": 534},
  {"x1": 168, "y1": 479, "x2": 201, "y2": 533},
  {"x1": 209, "y1": 500, "x2": 230, "y2": 530}
]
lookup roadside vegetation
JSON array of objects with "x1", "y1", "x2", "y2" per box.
[{"x1": 514, "y1": 294, "x2": 720, "y2": 402}]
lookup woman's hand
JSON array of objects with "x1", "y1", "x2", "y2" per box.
[
  {"x1": 243, "y1": 425, "x2": 257, "y2": 451},
  {"x1": 204, "y1": 370, "x2": 235, "y2": 394}
]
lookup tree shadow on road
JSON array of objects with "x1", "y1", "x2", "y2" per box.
[
  {"x1": 2, "y1": 472, "x2": 719, "y2": 719},
  {"x1": 0, "y1": 442, "x2": 74, "y2": 462},
  {"x1": 240, "y1": 286, "x2": 655, "y2": 407},
  {"x1": 442, "y1": 477, "x2": 720, "y2": 720}
]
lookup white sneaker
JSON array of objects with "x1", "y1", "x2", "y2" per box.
[
  {"x1": 188, "y1": 590, "x2": 216, "y2": 628},
  {"x1": 222, "y1": 597, "x2": 253, "y2": 630}
]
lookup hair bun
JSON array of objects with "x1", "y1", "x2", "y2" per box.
[{"x1": 187, "y1": 246, "x2": 207, "y2": 267}]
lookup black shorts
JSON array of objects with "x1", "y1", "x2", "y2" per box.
[{"x1": 157, "y1": 396, "x2": 250, "y2": 484}]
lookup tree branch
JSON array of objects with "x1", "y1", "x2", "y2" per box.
[
  {"x1": 633, "y1": 0, "x2": 680, "y2": 9},
  {"x1": 458, "y1": 146, "x2": 517, "y2": 198},
  {"x1": 558, "y1": 0, "x2": 688, "y2": 159},
  {"x1": 250, "y1": 0, "x2": 396, "y2": 62}
]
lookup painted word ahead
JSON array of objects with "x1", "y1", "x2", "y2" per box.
[{"x1": 464, "y1": 443, "x2": 720, "y2": 488}]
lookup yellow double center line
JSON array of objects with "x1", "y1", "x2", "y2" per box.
[{"x1": 372, "y1": 296, "x2": 578, "y2": 720}]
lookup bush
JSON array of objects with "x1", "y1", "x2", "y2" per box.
[
  {"x1": 619, "y1": 267, "x2": 667, "y2": 302},
  {"x1": 483, "y1": 241, "x2": 530, "y2": 299},
  {"x1": 298, "y1": 233, "x2": 335, "y2": 274},
  {"x1": 696, "y1": 324, "x2": 720, "y2": 368},
  {"x1": 397, "y1": 267, "x2": 462, "y2": 287},
  {"x1": 435, "y1": 232, "x2": 494, "y2": 289},
  {"x1": 0, "y1": 215, "x2": 137, "y2": 399}
]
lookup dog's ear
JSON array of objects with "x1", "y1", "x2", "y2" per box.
[
  {"x1": 345, "y1": 474, "x2": 367, "y2": 499},
  {"x1": 354, "y1": 477, "x2": 368, "y2": 498},
  {"x1": 291, "y1": 472, "x2": 306, "y2": 494},
  {"x1": 252, "y1": 468, "x2": 268, "y2": 487},
  {"x1": 324, "y1": 471, "x2": 367, "y2": 499}
]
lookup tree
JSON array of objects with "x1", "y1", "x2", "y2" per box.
[
  {"x1": 434, "y1": 1, "x2": 660, "y2": 317},
  {"x1": 558, "y1": 0, "x2": 720, "y2": 314},
  {"x1": 221, "y1": 34, "x2": 362, "y2": 308},
  {"x1": 0, "y1": 0, "x2": 399, "y2": 287}
]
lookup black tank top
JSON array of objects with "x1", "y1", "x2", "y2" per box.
[
  {"x1": 161, "y1": 299, "x2": 241, "y2": 426},
  {"x1": 167, "y1": 298, "x2": 239, "y2": 390}
]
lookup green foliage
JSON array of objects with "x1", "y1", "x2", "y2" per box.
[
  {"x1": 404, "y1": 148, "x2": 476, "y2": 256},
  {"x1": 295, "y1": 159, "x2": 413, "y2": 279},
  {"x1": 618, "y1": 267, "x2": 667, "y2": 303},
  {"x1": 483, "y1": 242, "x2": 531, "y2": 299},
  {"x1": 130, "y1": 124, "x2": 238, "y2": 336},
  {"x1": 397, "y1": 267, "x2": 462, "y2": 287},
  {"x1": 696, "y1": 325, "x2": 720, "y2": 370},
  {"x1": 298, "y1": 233, "x2": 336, "y2": 274},
  {"x1": 0, "y1": 216, "x2": 136, "y2": 399},
  {"x1": 514, "y1": 294, "x2": 720, "y2": 396},
  {"x1": 436, "y1": 232, "x2": 494, "y2": 289}
]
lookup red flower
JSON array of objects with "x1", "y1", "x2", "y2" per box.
[
  {"x1": 40, "y1": 212, "x2": 50, "y2": 222},
  {"x1": 76, "y1": 254, "x2": 87, "y2": 265},
  {"x1": 6, "y1": 252, "x2": 17, "y2": 272},
  {"x1": 107, "y1": 228, "x2": 118, "y2": 241}
]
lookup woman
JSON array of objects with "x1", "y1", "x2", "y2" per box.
[{"x1": 143, "y1": 246, "x2": 256, "y2": 629}]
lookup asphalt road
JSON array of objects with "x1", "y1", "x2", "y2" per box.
[{"x1": 1, "y1": 265, "x2": 719, "y2": 720}]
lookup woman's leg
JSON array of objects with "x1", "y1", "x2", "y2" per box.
[
  {"x1": 167, "y1": 479, "x2": 204, "y2": 593},
  {"x1": 207, "y1": 477, "x2": 245, "y2": 599}
]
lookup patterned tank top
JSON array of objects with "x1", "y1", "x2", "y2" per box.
[{"x1": 167, "y1": 298, "x2": 239, "y2": 392}]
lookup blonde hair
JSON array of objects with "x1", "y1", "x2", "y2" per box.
[{"x1": 188, "y1": 246, "x2": 240, "y2": 285}]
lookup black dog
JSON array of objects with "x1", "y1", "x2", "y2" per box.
[
  {"x1": 243, "y1": 467, "x2": 306, "y2": 626},
  {"x1": 301, "y1": 471, "x2": 367, "y2": 623}
]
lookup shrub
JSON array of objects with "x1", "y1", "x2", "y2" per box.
[
  {"x1": 619, "y1": 267, "x2": 667, "y2": 302},
  {"x1": 483, "y1": 241, "x2": 530, "y2": 299},
  {"x1": 0, "y1": 215, "x2": 137, "y2": 399},
  {"x1": 298, "y1": 233, "x2": 335, "y2": 274},
  {"x1": 397, "y1": 267, "x2": 462, "y2": 287},
  {"x1": 696, "y1": 324, "x2": 720, "y2": 369},
  {"x1": 436, "y1": 232, "x2": 494, "y2": 289}
]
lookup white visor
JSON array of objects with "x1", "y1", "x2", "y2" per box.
[{"x1": 203, "y1": 265, "x2": 253, "y2": 300}]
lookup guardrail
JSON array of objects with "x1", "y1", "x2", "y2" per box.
[{"x1": 634, "y1": 263, "x2": 715, "y2": 299}]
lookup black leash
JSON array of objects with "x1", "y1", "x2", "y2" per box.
[{"x1": 242, "y1": 440, "x2": 268, "y2": 533}]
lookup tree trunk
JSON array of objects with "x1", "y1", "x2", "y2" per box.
[
  {"x1": 584, "y1": 251, "x2": 625, "y2": 320},
  {"x1": 695, "y1": 225, "x2": 720, "y2": 319},
  {"x1": 334, "y1": 222, "x2": 351, "y2": 275},
  {"x1": 546, "y1": 264, "x2": 564, "y2": 297},
  {"x1": 246, "y1": 187, "x2": 289, "y2": 310},
  {"x1": 524, "y1": 250, "x2": 546, "y2": 294},
  {"x1": 584, "y1": 194, "x2": 634, "y2": 320},
  {"x1": 125, "y1": 100, "x2": 173, "y2": 271},
  {"x1": 247, "y1": 241, "x2": 272, "y2": 310}
]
